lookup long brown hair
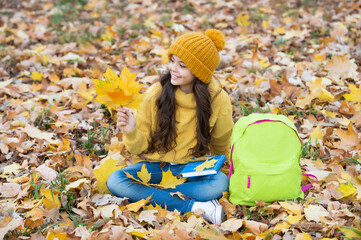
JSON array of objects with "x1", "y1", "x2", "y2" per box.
[{"x1": 147, "y1": 71, "x2": 212, "y2": 157}]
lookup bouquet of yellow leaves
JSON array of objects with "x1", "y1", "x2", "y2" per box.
[{"x1": 93, "y1": 67, "x2": 144, "y2": 112}]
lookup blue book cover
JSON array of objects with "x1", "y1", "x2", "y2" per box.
[{"x1": 181, "y1": 155, "x2": 226, "y2": 178}]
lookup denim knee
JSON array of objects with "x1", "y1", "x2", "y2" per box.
[
  {"x1": 106, "y1": 170, "x2": 127, "y2": 197},
  {"x1": 195, "y1": 172, "x2": 229, "y2": 201}
]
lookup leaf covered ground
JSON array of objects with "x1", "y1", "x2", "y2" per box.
[{"x1": 0, "y1": 0, "x2": 361, "y2": 239}]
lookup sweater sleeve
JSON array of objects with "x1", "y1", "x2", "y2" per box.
[
  {"x1": 209, "y1": 90, "x2": 234, "y2": 160},
  {"x1": 123, "y1": 83, "x2": 160, "y2": 155}
]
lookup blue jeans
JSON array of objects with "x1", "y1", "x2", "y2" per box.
[{"x1": 106, "y1": 161, "x2": 229, "y2": 213}]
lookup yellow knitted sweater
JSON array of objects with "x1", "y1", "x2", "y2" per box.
[{"x1": 123, "y1": 78, "x2": 234, "y2": 164}]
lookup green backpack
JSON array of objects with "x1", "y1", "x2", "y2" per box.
[{"x1": 228, "y1": 113, "x2": 304, "y2": 206}]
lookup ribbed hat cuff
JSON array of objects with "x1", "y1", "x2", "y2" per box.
[{"x1": 168, "y1": 44, "x2": 212, "y2": 84}]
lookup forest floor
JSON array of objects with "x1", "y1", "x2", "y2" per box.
[{"x1": 0, "y1": 0, "x2": 360, "y2": 239}]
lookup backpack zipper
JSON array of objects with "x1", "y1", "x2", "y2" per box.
[
  {"x1": 247, "y1": 175, "x2": 251, "y2": 188},
  {"x1": 249, "y1": 120, "x2": 302, "y2": 144}
]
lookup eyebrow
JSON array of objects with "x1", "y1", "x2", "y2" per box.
[{"x1": 171, "y1": 56, "x2": 185, "y2": 64}]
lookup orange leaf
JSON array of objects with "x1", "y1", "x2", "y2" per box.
[
  {"x1": 334, "y1": 123, "x2": 360, "y2": 151},
  {"x1": 74, "y1": 153, "x2": 92, "y2": 168}
]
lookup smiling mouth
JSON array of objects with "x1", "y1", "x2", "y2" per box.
[{"x1": 171, "y1": 75, "x2": 180, "y2": 80}]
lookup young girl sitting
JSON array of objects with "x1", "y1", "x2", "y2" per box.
[{"x1": 107, "y1": 29, "x2": 234, "y2": 225}]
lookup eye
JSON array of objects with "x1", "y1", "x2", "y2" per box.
[{"x1": 180, "y1": 63, "x2": 186, "y2": 68}]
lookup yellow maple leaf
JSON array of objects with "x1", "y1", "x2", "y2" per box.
[
  {"x1": 30, "y1": 71, "x2": 44, "y2": 81},
  {"x1": 309, "y1": 126, "x2": 323, "y2": 146},
  {"x1": 237, "y1": 13, "x2": 251, "y2": 26},
  {"x1": 93, "y1": 67, "x2": 144, "y2": 111},
  {"x1": 57, "y1": 137, "x2": 71, "y2": 152},
  {"x1": 147, "y1": 203, "x2": 168, "y2": 218},
  {"x1": 76, "y1": 80, "x2": 96, "y2": 102},
  {"x1": 273, "y1": 27, "x2": 286, "y2": 35},
  {"x1": 137, "y1": 164, "x2": 151, "y2": 184},
  {"x1": 287, "y1": 214, "x2": 304, "y2": 225},
  {"x1": 46, "y1": 230, "x2": 71, "y2": 240},
  {"x1": 296, "y1": 78, "x2": 334, "y2": 108},
  {"x1": 194, "y1": 159, "x2": 217, "y2": 172},
  {"x1": 101, "y1": 26, "x2": 117, "y2": 42},
  {"x1": 262, "y1": 20, "x2": 271, "y2": 28},
  {"x1": 42, "y1": 188, "x2": 61, "y2": 209},
  {"x1": 127, "y1": 195, "x2": 152, "y2": 212},
  {"x1": 343, "y1": 84, "x2": 361, "y2": 102},
  {"x1": 92, "y1": 157, "x2": 124, "y2": 194},
  {"x1": 135, "y1": 39, "x2": 151, "y2": 53},
  {"x1": 124, "y1": 171, "x2": 150, "y2": 186},
  {"x1": 308, "y1": 78, "x2": 334, "y2": 101},
  {"x1": 158, "y1": 168, "x2": 186, "y2": 189},
  {"x1": 337, "y1": 182, "x2": 356, "y2": 199},
  {"x1": 314, "y1": 54, "x2": 324, "y2": 62},
  {"x1": 105, "y1": 136, "x2": 125, "y2": 153}
]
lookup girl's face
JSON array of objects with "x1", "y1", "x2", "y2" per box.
[{"x1": 168, "y1": 55, "x2": 195, "y2": 93}]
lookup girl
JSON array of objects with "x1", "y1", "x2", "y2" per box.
[{"x1": 107, "y1": 29, "x2": 234, "y2": 225}]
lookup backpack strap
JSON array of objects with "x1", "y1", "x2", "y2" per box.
[
  {"x1": 228, "y1": 143, "x2": 235, "y2": 178},
  {"x1": 301, "y1": 174, "x2": 318, "y2": 191}
]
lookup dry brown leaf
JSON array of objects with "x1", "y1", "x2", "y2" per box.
[
  {"x1": 35, "y1": 164, "x2": 57, "y2": 182},
  {"x1": 333, "y1": 123, "x2": 360, "y2": 151},
  {"x1": 220, "y1": 218, "x2": 244, "y2": 232},
  {"x1": 325, "y1": 55, "x2": 358, "y2": 83},
  {"x1": 138, "y1": 209, "x2": 158, "y2": 223},
  {"x1": 304, "y1": 205, "x2": 330, "y2": 223},
  {"x1": 170, "y1": 191, "x2": 186, "y2": 200},
  {"x1": 0, "y1": 217, "x2": 24, "y2": 240},
  {"x1": 0, "y1": 183, "x2": 21, "y2": 198}
]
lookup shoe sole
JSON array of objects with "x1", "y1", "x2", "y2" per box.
[{"x1": 211, "y1": 200, "x2": 224, "y2": 225}]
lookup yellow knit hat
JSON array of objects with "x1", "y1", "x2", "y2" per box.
[{"x1": 168, "y1": 29, "x2": 225, "y2": 84}]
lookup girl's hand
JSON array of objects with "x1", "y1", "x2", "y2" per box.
[{"x1": 116, "y1": 106, "x2": 136, "y2": 133}]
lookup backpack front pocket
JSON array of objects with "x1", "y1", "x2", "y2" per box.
[{"x1": 229, "y1": 168, "x2": 304, "y2": 206}]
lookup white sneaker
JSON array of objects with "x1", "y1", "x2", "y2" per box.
[{"x1": 192, "y1": 200, "x2": 224, "y2": 225}]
